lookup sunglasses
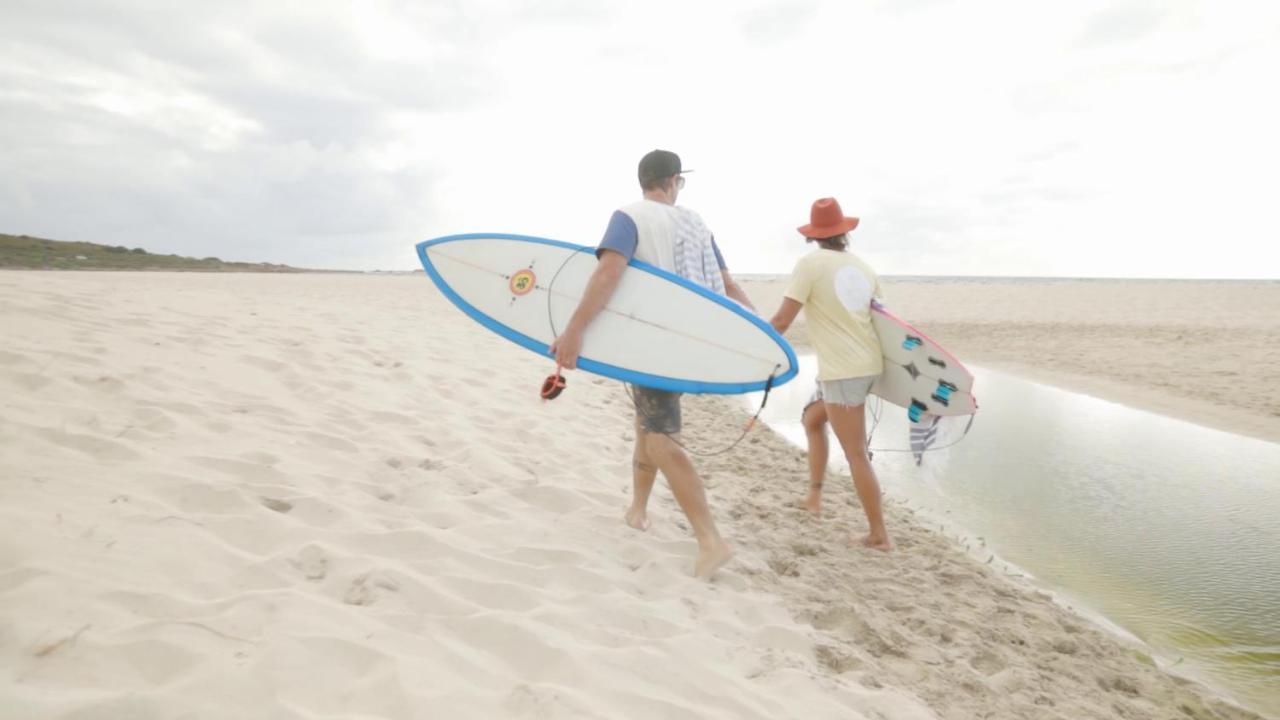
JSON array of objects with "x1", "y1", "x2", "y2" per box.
[{"x1": 676, "y1": 175, "x2": 686, "y2": 190}]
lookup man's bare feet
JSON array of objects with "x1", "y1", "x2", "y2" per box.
[
  {"x1": 858, "y1": 533, "x2": 893, "y2": 552},
  {"x1": 624, "y1": 507, "x2": 651, "y2": 531},
  {"x1": 694, "y1": 540, "x2": 733, "y2": 580}
]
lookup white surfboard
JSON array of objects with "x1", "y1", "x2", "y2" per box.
[
  {"x1": 416, "y1": 234, "x2": 798, "y2": 394},
  {"x1": 870, "y1": 301, "x2": 977, "y2": 419}
]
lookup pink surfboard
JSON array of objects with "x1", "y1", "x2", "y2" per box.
[{"x1": 870, "y1": 301, "x2": 977, "y2": 420}]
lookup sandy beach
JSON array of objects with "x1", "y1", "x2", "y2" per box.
[{"x1": 2, "y1": 270, "x2": 1275, "y2": 720}]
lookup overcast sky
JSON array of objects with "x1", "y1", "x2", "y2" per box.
[{"x1": 2, "y1": 0, "x2": 1278, "y2": 277}]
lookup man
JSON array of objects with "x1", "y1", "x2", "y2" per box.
[{"x1": 549, "y1": 149, "x2": 752, "y2": 579}]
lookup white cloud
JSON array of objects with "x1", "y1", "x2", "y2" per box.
[{"x1": 1, "y1": 0, "x2": 1277, "y2": 276}]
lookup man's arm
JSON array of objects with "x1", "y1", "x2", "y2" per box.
[
  {"x1": 720, "y1": 268, "x2": 757, "y2": 313},
  {"x1": 709, "y1": 238, "x2": 756, "y2": 313},
  {"x1": 549, "y1": 249, "x2": 628, "y2": 369},
  {"x1": 770, "y1": 297, "x2": 803, "y2": 334}
]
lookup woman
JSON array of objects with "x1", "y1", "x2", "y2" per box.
[{"x1": 770, "y1": 197, "x2": 890, "y2": 551}]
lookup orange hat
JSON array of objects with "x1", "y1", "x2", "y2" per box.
[{"x1": 798, "y1": 197, "x2": 859, "y2": 239}]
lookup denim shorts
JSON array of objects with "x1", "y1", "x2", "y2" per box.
[{"x1": 819, "y1": 375, "x2": 877, "y2": 407}]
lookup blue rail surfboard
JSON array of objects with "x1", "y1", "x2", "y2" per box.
[{"x1": 416, "y1": 234, "x2": 798, "y2": 394}]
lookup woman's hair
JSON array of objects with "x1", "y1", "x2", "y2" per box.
[{"x1": 806, "y1": 233, "x2": 848, "y2": 251}]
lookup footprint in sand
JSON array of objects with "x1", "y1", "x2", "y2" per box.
[
  {"x1": 815, "y1": 644, "x2": 863, "y2": 674},
  {"x1": 1096, "y1": 674, "x2": 1142, "y2": 696},
  {"x1": 767, "y1": 554, "x2": 801, "y2": 578},
  {"x1": 1049, "y1": 638, "x2": 1081, "y2": 657},
  {"x1": 789, "y1": 542, "x2": 821, "y2": 557},
  {"x1": 969, "y1": 648, "x2": 1008, "y2": 676},
  {"x1": 859, "y1": 674, "x2": 884, "y2": 689},
  {"x1": 260, "y1": 497, "x2": 293, "y2": 514},
  {"x1": 343, "y1": 571, "x2": 400, "y2": 606},
  {"x1": 292, "y1": 545, "x2": 328, "y2": 581}
]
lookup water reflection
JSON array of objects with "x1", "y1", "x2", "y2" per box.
[{"x1": 748, "y1": 358, "x2": 1280, "y2": 716}]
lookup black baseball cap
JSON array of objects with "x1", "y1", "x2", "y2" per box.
[{"x1": 638, "y1": 149, "x2": 693, "y2": 185}]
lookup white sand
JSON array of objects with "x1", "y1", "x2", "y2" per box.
[
  {"x1": 0, "y1": 272, "x2": 933, "y2": 720},
  {"x1": 0, "y1": 271, "x2": 1269, "y2": 719}
]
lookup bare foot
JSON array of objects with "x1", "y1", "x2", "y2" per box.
[
  {"x1": 859, "y1": 533, "x2": 893, "y2": 552},
  {"x1": 624, "y1": 507, "x2": 651, "y2": 531},
  {"x1": 802, "y1": 489, "x2": 822, "y2": 518},
  {"x1": 694, "y1": 540, "x2": 733, "y2": 580}
]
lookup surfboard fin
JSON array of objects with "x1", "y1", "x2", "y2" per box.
[
  {"x1": 908, "y1": 399, "x2": 929, "y2": 423},
  {"x1": 931, "y1": 380, "x2": 958, "y2": 406}
]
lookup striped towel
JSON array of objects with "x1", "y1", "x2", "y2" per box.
[
  {"x1": 910, "y1": 414, "x2": 942, "y2": 465},
  {"x1": 672, "y1": 207, "x2": 725, "y2": 294}
]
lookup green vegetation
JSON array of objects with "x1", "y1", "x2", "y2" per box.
[{"x1": 0, "y1": 233, "x2": 305, "y2": 272}]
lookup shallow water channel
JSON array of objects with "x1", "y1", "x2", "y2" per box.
[{"x1": 747, "y1": 357, "x2": 1280, "y2": 716}]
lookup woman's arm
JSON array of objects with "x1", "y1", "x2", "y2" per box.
[{"x1": 770, "y1": 297, "x2": 803, "y2": 334}]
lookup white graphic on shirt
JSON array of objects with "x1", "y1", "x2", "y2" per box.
[{"x1": 834, "y1": 265, "x2": 873, "y2": 312}]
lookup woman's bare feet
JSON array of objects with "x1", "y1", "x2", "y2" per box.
[
  {"x1": 803, "y1": 486, "x2": 823, "y2": 517},
  {"x1": 694, "y1": 539, "x2": 733, "y2": 580},
  {"x1": 624, "y1": 506, "x2": 651, "y2": 531}
]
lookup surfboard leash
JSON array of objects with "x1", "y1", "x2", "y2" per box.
[
  {"x1": 864, "y1": 395, "x2": 977, "y2": 462},
  {"x1": 540, "y1": 364, "x2": 567, "y2": 400},
  {"x1": 538, "y1": 248, "x2": 591, "y2": 401},
  {"x1": 622, "y1": 365, "x2": 780, "y2": 457}
]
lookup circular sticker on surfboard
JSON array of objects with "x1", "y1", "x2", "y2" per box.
[{"x1": 509, "y1": 269, "x2": 536, "y2": 296}]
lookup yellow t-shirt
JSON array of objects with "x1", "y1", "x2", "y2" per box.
[{"x1": 784, "y1": 249, "x2": 884, "y2": 381}]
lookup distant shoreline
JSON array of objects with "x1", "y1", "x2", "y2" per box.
[
  {"x1": 737, "y1": 273, "x2": 1280, "y2": 284},
  {"x1": 739, "y1": 276, "x2": 1280, "y2": 446}
]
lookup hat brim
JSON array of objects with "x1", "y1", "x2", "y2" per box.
[
  {"x1": 798, "y1": 216, "x2": 859, "y2": 239},
  {"x1": 639, "y1": 169, "x2": 694, "y2": 184}
]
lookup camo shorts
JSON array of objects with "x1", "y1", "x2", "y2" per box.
[{"x1": 631, "y1": 385, "x2": 682, "y2": 434}]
